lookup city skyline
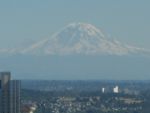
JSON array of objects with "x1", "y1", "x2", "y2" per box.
[{"x1": 1, "y1": 1, "x2": 150, "y2": 113}]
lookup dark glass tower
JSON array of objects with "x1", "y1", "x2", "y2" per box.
[{"x1": 0, "y1": 72, "x2": 21, "y2": 113}]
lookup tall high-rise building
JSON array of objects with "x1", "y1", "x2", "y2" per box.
[
  {"x1": 113, "y1": 86, "x2": 119, "y2": 93},
  {"x1": 0, "y1": 72, "x2": 21, "y2": 113}
]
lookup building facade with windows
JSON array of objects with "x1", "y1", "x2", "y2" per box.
[{"x1": 0, "y1": 72, "x2": 21, "y2": 113}]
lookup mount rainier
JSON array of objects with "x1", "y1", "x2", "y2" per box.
[
  {"x1": 0, "y1": 23, "x2": 150, "y2": 79},
  {"x1": 0, "y1": 23, "x2": 148, "y2": 56}
]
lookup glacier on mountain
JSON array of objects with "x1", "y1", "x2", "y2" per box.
[{"x1": 0, "y1": 23, "x2": 148, "y2": 56}]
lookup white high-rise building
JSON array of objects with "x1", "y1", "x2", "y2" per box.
[
  {"x1": 113, "y1": 86, "x2": 119, "y2": 93},
  {"x1": 102, "y1": 87, "x2": 105, "y2": 93}
]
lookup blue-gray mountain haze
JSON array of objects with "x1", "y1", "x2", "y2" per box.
[{"x1": 0, "y1": 23, "x2": 149, "y2": 80}]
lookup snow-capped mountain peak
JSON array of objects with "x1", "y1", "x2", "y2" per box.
[
  {"x1": 1, "y1": 23, "x2": 149, "y2": 56},
  {"x1": 64, "y1": 23, "x2": 105, "y2": 38}
]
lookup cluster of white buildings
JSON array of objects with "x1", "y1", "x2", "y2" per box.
[{"x1": 102, "y1": 86, "x2": 119, "y2": 94}]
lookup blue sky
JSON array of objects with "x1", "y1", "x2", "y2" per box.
[{"x1": 0, "y1": 0, "x2": 150, "y2": 49}]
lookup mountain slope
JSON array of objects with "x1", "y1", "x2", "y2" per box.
[
  {"x1": 0, "y1": 23, "x2": 148, "y2": 56},
  {"x1": 20, "y1": 23, "x2": 147, "y2": 56}
]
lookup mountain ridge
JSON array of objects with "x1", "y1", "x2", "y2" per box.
[{"x1": 0, "y1": 23, "x2": 149, "y2": 56}]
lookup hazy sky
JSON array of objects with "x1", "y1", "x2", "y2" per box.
[
  {"x1": 0, "y1": 0, "x2": 150, "y2": 80},
  {"x1": 0, "y1": 0, "x2": 150, "y2": 49}
]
